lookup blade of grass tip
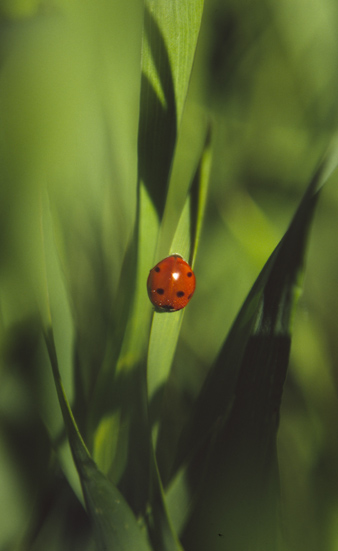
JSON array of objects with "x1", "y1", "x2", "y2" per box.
[
  {"x1": 190, "y1": 122, "x2": 212, "y2": 267},
  {"x1": 155, "y1": 106, "x2": 210, "y2": 259},
  {"x1": 44, "y1": 327, "x2": 152, "y2": 551},
  {"x1": 173, "y1": 161, "x2": 328, "y2": 550},
  {"x1": 147, "y1": 127, "x2": 212, "y2": 446}
]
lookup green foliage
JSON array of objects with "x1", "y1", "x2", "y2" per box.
[{"x1": 0, "y1": 1, "x2": 338, "y2": 551}]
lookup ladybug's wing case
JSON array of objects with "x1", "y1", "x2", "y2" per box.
[{"x1": 147, "y1": 255, "x2": 196, "y2": 312}]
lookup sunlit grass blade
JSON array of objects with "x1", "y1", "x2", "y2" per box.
[
  {"x1": 147, "y1": 127, "x2": 212, "y2": 443},
  {"x1": 190, "y1": 124, "x2": 212, "y2": 264},
  {"x1": 44, "y1": 327, "x2": 152, "y2": 551},
  {"x1": 165, "y1": 162, "x2": 329, "y2": 549},
  {"x1": 144, "y1": 125, "x2": 211, "y2": 551},
  {"x1": 139, "y1": 0, "x2": 205, "y2": 219}
]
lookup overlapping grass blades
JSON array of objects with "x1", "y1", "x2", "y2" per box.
[
  {"x1": 45, "y1": 1, "x2": 205, "y2": 550},
  {"x1": 135, "y1": 2, "x2": 205, "y2": 549},
  {"x1": 42, "y1": 2, "x2": 333, "y2": 550},
  {"x1": 45, "y1": 327, "x2": 152, "y2": 551},
  {"x1": 165, "y1": 162, "x2": 329, "y2": 550}
]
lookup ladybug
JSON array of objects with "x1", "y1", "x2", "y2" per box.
[{"x1": 147, "y1": 254, "x2": 196, "y2": 312}]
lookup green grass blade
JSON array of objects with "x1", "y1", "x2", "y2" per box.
[
  {"x1": 167, "y1": 162, "x2": 328, "y2": 549},
  {"x1": 173, "y1": 163, "x2": 325, "y2": 472},
  {"x1": 44, "y1": 327, "x2": 152, "y2": 551},
  {"x1": 153, "y1": 105, "x2": 209, "y2": 260},
  {"x1": 144, "y1": 126, "x2": 211, "y2": 551},
  {"x1": 190, "y1": 123, "x2": 212, "y2": 266},
  {"x1": 147, "y1": 128, "x2": 212, "y2": 442},
  {"x1": 139, "y1": 0, "x2": 204, "y2": 219}
]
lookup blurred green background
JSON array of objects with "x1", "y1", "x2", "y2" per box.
[{"x1": 0, "y1": 0, "x2": 338, "y2": 550}]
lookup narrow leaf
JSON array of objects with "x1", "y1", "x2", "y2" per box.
[
  {"x1": 147, "y1": 127, "x2": 212, "y2": 441},
  {"x1": 173, "y1": 163, "x2": 325, "y2": 475},
  {"x1": 168, "y1": 162, "x2": 329, "y2": 550},
  {"x1": 139, "y1": 0, "x2": 204, "y2": 218},
  {"x1": 45, "y1": 327, "x2": 152, "y2": 551}
]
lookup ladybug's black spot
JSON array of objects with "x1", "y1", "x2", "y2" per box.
[
  {"x1": 176, "y1": 291, "x2": 185, "y2": 297},
  {"x1": 154, "y1": 266, "x2": 160, "y2": 272},
  {"x1": 187, "y1": 272, "x2": 192, "y2": 277},
  {"x1": 156, "y1": 288, "x2": 165, "y2": 295}
]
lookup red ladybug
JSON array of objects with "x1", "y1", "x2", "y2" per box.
[{"x1": 147, "y1": 254, "x2": 196, "y2": 312}]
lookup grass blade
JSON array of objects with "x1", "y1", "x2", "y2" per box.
[
  {"x1": 139, "y1": 0, "x2": 204, "y2": 219},
  {"x1": 45, "y1": 327, "x2": 152, "y2": 551},
  {"x1": 147, "y1": 127, "x2": 212, "y2": 441},
  {"x1": 167, "y1": 162, "x2": 328, "y2": 549}
]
